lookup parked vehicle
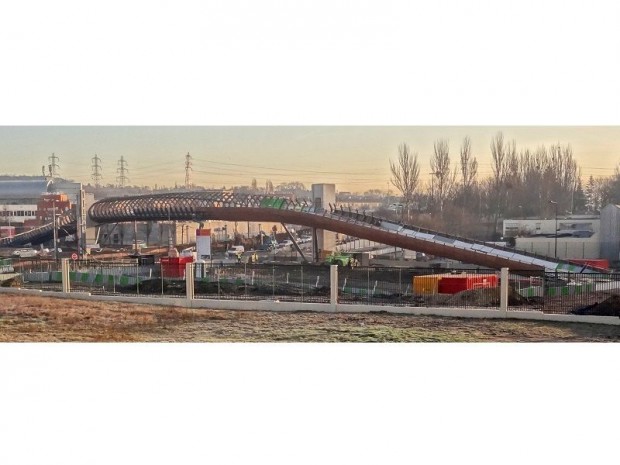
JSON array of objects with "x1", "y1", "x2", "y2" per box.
[
  {"x1": 325, "y1": 251, "x2": 357, "y2": 267},
  {"x1": 12, "y1": 248, "x2": 39, "y2": 258},
  {"x1": 39, "y1": 247, "x2": 63, "y2": 256},
  {"x1": 225, "y1": 245, "x2": 245, "y2": 258}
]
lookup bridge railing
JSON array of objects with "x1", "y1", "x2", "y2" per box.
[{"x1": 326, "y1": 206, "x2": 593, "y2": 272}]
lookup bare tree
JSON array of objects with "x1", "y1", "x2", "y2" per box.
[
  {"x1": 390, "y1": 143, "x2": 420, "y2": 221},
  {"x1": 430, "y1": 139, "x2": 456, "y2": 213},
  {"x1": 489, "y1": 132, "x2": 516, "y2": 236},
  {"x1": 585, "y1": 175, "x2": 601, "y2": 212},
  {"x1": 459, "y1": 136, "x2": 478, "y2": 205},
  {"x1": 460, "y1": 137, "x2": 478, "y2": 189},
  {"x1": 490, "y1": 132, "x2": 506, "y2": 186}
]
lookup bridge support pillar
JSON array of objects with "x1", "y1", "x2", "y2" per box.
[
  {"x1": 330, "y1": 265, "x2": 338, "y2": 309},
  {"x1": 61, "y1": 259, "x2": 71, "y2": 294},
  {"x1": 500, "y1": 267, "x2": 509, "y2": 315},
  {"x1": 312, "y1": 183, "x2": 337, "y2": 258},
  {"x1": 186, "y1": 262, "x2": 195, "y2": 301}
]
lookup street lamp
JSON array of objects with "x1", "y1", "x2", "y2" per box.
[
  {"x1": 52, "y1": 199, "x2": 58, "y2": 262},
  {"x1": 548, "y1": 200, "x2": 558, "y2": 258}
]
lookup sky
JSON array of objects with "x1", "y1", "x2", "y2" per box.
[{"x1": 1, "y1": 126, "x2": 619, "y2": 193}]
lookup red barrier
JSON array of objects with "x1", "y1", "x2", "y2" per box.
[
  {"x1": 161, "y1": 256, "x2": 194, "y2": 278},
  {"x1": 438, "y1": 274, "x2": 498, "y2": 294}
]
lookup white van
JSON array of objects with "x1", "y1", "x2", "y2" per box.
[{"x1": 225, "y1": 245, "x2": 245, "y2": 258}]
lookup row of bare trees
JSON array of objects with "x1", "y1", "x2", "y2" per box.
[{"x1": 390, "y1": 132, "x2": 601, "y2": 238}]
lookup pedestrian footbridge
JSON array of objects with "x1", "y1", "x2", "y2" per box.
[{"x1": 1, "y1": 191, "x2": 599, "y2": 273}]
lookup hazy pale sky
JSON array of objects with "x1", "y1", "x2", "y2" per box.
[{"x1": 0, "y1": 126, "x2": 619, "y2": 192}]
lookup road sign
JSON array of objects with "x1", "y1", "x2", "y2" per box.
[{"x1": 71, "y1": 253, "x2": 78, "y2": 260}]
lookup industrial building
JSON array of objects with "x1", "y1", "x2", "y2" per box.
[
  {"x1": 503, "y1": 207, "x2": 620, "y2": 267},
  {"x1": 599, "y1": 204, "x2": 620, "y2": 264},
  {"x1": 0, "y1": 177, "x2": 52, "y2": 226},
  {"x1": 0, "y1": 176, "x2": 93, "y2": 255},
  {"x1": 503, "y1": 215, "x2": 600, "y2": 260}
]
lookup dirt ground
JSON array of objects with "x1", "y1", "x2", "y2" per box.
[{"x1": 1, "y1": 293, "x2": 619, "y2": 342}]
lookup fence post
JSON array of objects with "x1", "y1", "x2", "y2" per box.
[
  {"x1": 61, "y1": 258, "x2": 71, "y2": 294},
  {"x1": 330, "y1": 264, "x2": 338, "y2": 310},
  {"x1": 500, "y1": 267, "x2": 509, "y2": 315},
  {"x1": 185, "y1": 262, "x2": 195, "y2": 302}
]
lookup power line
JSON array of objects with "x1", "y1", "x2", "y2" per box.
[
  {"x1": 191, "y1": 157, "x2": 381, "y2": 175},
  {"x1": 116, "y1": 156, "x2": 129, "y2": 187},
  {"x1": 191, "y1": 168, "x2": 385, "y2": 182},
  {"x1": 184, "y1": 152, "x2": 192, "y2": 189},
  {"x1": 91, "y1": 154, "x2": 103, "y2": 187},
  {"x1": 48, "y1": 153, "x2": 60, "y2": 178}
]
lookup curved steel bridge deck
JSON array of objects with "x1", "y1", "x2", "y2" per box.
[{"x1": 85, "y1": 191, "x2": 592, "y2": 273}]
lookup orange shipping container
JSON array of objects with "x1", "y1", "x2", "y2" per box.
[{"x1": 413, "y1": 274, "x2": 450, "y2": 295}]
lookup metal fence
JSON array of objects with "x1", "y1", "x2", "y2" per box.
[
  {"x1": 193, "y1": 263, "x2": 331, "y2": 303},
  {"x1": 9, "y1": 258, "x2": 620, "y2": 315},
  {"x1": 509, "y1": 270, "x2": 620, "y2": 315},
  {"x1": 12, "y1": 258, "x2": 64, "y2": 292},
  {"x1": 66, "y1": 259, "x2": 157, "y2": 296},
  {"x1": 338, "y1": 267, "x2": 505, "y2": 308}
]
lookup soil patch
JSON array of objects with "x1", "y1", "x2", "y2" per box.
[{"x1": 1, "y1": 293, "x2": 619, "y2": 342}]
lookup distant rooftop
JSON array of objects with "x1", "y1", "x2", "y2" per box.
[{"x1": 0, "y1": 177, "x2": 52, "y2": 200}]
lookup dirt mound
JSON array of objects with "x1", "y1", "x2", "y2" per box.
[
  {"x1": 0, "y1": 274, "x2": 23, "y2": 287},
  {"x1": 572, "y1": 295, "x2": 620, "y2": 317}
]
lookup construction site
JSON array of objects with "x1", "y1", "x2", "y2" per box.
[{"x1": 2, "y1": 173, "x2": 620, "y2": 324}]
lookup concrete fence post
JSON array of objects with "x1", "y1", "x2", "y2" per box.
[
  {"x1": 330, "y1": 264, "x2": 338, "y2": 309},
  {"x1": 185, "y1": 262, "x2": 195, "y2": 301},
  {"x1": 500, "y1": 267, "x2": 509, "y2": 314},
  {"x1": 61, "y1": 258, "x2": 71, "y2": 294}
]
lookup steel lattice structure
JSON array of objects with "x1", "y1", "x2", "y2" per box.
[{"x1": 88, "y1": 191, "x2": 309, "y2": 224}]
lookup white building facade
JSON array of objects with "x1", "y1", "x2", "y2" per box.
[{"x1": 502, "y1": 215, "x2": 601, "y2": 260}]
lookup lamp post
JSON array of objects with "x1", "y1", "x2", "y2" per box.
[
  {"x1": 52, "y1": 199, "x2": 58, "y2": 262},
  {"x1": 548, "y1": 200, "x2": 558, "y2": 258}
]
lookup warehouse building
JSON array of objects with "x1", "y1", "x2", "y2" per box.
[{"x1": 0, "y1": 177, "x2": 53, "y2": 228}]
